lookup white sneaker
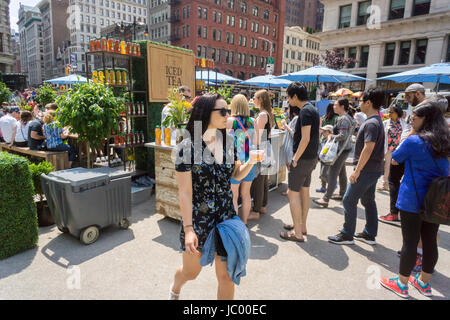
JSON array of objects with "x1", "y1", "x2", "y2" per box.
[{"x1": 169, "y1": 283, "x2": 180, "y2": 300}]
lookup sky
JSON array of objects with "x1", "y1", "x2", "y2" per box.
[{"x1": 10, "y1": 0, "x2": 41, "y2": 33}]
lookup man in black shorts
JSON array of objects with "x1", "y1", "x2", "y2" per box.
[{"x1": 280, "y1": 82, "x2": 320, "y2": 242}]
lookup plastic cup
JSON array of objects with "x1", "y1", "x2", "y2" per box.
[{"x1": 250, "y1": 150, "x2": 265, "y2": 162}]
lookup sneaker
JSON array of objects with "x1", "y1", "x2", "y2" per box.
[
  {"x1": 316, "y1": 187, "x2": 326, "y2": 193},
  {"x1": 328, "y1": 232, "x2": 354, "y2": 245},
  {"x1": 412, "y1": 254, "x2": 423, "y2": 273},
  {"x1": 378, "y1": 213, "x2": 401, "y2": 226},
  {"x1": 380, "y1": 277, "x2": 409, "y2": 299},
  {"x1": 331, "y1": 194, "x2": 344, "y2": 201},
  {"x1": 354, "y1": 231, "x2": 376, "y2": 245},
  {"x1": 409, "y1": 273, "x2": 433, "y2": 297}
]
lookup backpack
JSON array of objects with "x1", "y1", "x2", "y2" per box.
[{"x1": 409, "y1": 139, "x2": 450, "y2": 225}]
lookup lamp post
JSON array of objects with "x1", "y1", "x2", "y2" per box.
[{"x1": 257, "y1": 36, "x2": 275, "y2": 75}]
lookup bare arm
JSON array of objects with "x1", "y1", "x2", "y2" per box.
[
  {"x1": 255, "y1": 112, "x2": 268, "y2": 146},
  {"x1": 176, "y1": 170, "x2": 199, "y2": 255},
  {"x1": 9, "y1": 123, "x2": 17, "y2": 145},
  {"x1": 31, "y1": 130, "x2": 45, "y2": 140},
  {"x1": 232, "y1": 159, "x2": 256, "y2": 181}
]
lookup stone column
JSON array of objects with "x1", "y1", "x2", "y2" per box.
[
  {"x1": 408, "y1": 39, "x2": 416, "y2": 65},
  {"x1": 425, "y1": 35, "x2": 446, "y2": 65},
  {"x1": 393, "y1": 41, "x2": 401, "y2": 66},
  {"x1": 356, "y1": 46, "x2": 361, "y2": 68},
  {"x1": 366, "y1": 42, "x2": 383, "y2": 88},
  {"x1": 350, "y1": 2, "x2": 359, "y2": 27},
  {"x1": 404, "y1": 0, "x2": 414, "y2": 19}
]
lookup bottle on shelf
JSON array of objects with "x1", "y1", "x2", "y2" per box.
[
  {"x1": 105, "y1": 68, "x2": 110, "y2": 84},
  {"x1": 114, "y1": 39, "x2": 120, "y2": 53},
  {"x1": 126, "y1": 41, "x2": 132, "y2": 55},
  {"x1": 90, "y1": 39, "x2": 96, "y2": 52},
  {"x1": 122, "y1": 69, "x2": 128, "y2": 86},
  {"x1": 140, "y1": 131, "x2": 145, "y2": 144},
  {"x1": 95, "y1": 38, "x2": 101, "y2": 51},
  {"x1": 119, "y1": 134, "x2": 125, "y2": 145},
  {"x1": 110, "y1": 68, "x2": 116, "y2": 85},
  {"x1": 107, "y1": 38, "x2": 114, "y2": 52},
  {"x1": 101, "y1": 37, "x2": 107, "y2": 51},
  {"x1": 141, "y1": 102, "x2": 145, "y2": 115},
  {"x1": 164, "y1": 128, "x2": 171, "y2": 146},
  {"x1": 116, "y1": 69, "x2": 122, "y2": 86},
  {"x1": 132, "y1": 42, "x2": 137, "y2": 56},
  {"x1": 136, "y1": 44, "x2": 141, "y2": 56},
  {"x1": 92, "y1": 69, "x2": 98, "y2": 83},
  {"x1": 155, "y1": 126, "x2": 161, "y2": 146},
  {"x1": 114, "y1": 135, "x2": 119, "y2": 146},
  {"x1": 120, "y1": 39, "x2": 126, "y2": 54}
]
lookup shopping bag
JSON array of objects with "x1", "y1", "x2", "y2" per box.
[{"x1": 319, "y1": 138, "x2": 338, "y2": 164}]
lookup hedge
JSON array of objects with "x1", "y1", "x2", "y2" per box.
[{"x1": 0, "y1": 152, "x2": 39, "y2": 260}]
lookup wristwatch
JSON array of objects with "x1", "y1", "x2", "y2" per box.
[{"x1": 291, "y1": 159, "x2": 297, "y2": 165}]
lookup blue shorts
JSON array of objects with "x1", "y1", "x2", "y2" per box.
[{"x1": 231, "y1": 165, "x2": 256, "y2": 184}]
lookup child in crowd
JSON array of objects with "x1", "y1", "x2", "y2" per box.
[{"x1": 317, "y1": 125, "x2": 333, "y2": 193}]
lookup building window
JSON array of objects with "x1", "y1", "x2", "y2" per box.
[
  {"x1": 252, "y1": 7, "x2": 258, "y2": 17},
  {"x1": 412, "y1": 0, "x2": 431, "y2": 17},
  {"x1": 357, "y1": 1, "x2": 371, "y2": 26},
  {"x1": 384, "y1": 43, "x2": 395, "y2": 66},
  {"x1": 204, "y1": 8, "x2": 208, "y2": 19},
  {"x1": 348, "y1": 47, "x2": 357, "y2": 68},
  {"x1": 286, "y1": 36, "x2": 290, "y2": 45},
  {"x1": 447, "y1": 36, "x2": 450, "y2": 62},
  {"x1": 338, "y1": 4, "x2": 352, "y2": 29},
  {"x1": 414, "y1": 39, "x2": 428, "y2": 64},
  {"x1": 360, "y1": 45, "x2": 369, "y2": 67},
  {"x1": 241, "y1": 2, "x2": 247, "y2": 13},
  {"x1": 228, "y1": 0, "x2": 234, "y2": 9},
  {"x1": 203, "y1": 27, "x2": 207, "y2": 39},
  {"x1": 398, "y1": 40, "x2": 411, "y2": 65},
  {"x1": 389, "y1": 0, "x2": 405, "y2": 20},
  {"x1": 198, "y1": 6, "x2": 202, "y2": 18},
  {"x1": 213, "y1": 11, "x2": 217, "y2": 22},
  {"x1": 197, "y1": 25, "x2": 201, "y2": 37},
  {"x1": 264, "y1": 10, "x2": 269, "y2": 20}
]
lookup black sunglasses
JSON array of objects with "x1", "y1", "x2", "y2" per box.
[
  {"x1": 212, "y1": 108, "x2": 228, "y2": 117},
  {"x1": 183, "y1": 95, "x2": 191, "y2": 100}
]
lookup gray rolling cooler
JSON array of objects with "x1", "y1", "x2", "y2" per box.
[{"x1": 41, "y1": 167, "x2": 131, "y2": 245}]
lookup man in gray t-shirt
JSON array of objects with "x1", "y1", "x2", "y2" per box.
[
  {"x1": 328, "y1": 88, "x2": 385, "y2": 246},
  {"x1": 354, "y1": 115, "x2": 385, "y2": 172}
]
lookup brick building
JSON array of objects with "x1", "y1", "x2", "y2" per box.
[
  {"x1": 169, "y1": 0, "x2": 286, "y2": 80},
  {"x1": 284, "y1": 0, "x2": 324, "y2": 32}
]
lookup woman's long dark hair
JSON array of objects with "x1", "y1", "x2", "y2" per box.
[
  {"x1": 413, "y1": 101, "x2": 450, "y2": 158},
  {"x1": 323, "y1": 103, "x2": 337, "y2": 121},
  {"x1": 289, "y1": 105, "x2": 300, "y2": 121},
  {"x1": 186, "y1": 93, "x2": 226, "y2": 139}
]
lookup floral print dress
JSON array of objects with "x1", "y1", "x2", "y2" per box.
[
  {"x1": 175, "y1": 135, "x2": 239, "y2": 252},
  {"x1": 387, "y1": 120, "x2": 402, "y2": 151}
]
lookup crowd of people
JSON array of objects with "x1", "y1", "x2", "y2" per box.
[
  {"x1": 168, "y1": 83, "x2": 450, "y2": 300},
  {"x1": 0, "y1": 99, "x2": 76, "y2": 167}
]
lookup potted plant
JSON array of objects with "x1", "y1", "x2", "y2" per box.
[
  {"x1": 29, "y1": 161, "x2": 55, "y2": 227},
  {"x1": 56, "y1": 81, "x2": 121, "y2": 167},
  {"x1": 162, "y1": 88, "x2": 191, "y2": 144}
]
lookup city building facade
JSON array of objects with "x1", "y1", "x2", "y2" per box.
[
  {"x1": 318, "y1": 0, "x2": 450, "y2": 91},
  {"x1": 169, "y1": 0, "x2": 286, "y2": 80},
  {"x1": 0, "y1": 0, "x2": 14, "y2": 73},
  {"x1": 11, "y1": 31, "x2": 21, "y2": 73},
  {"x1": 285, "y1": 0, "x2": 324, "y2": 32},
  {"x1": 18, "y1": 5, "x2": 44, "y2": 87},
  {"x1": 148, "y1": 0, "x2": 170, "y2": 43},
  {"x1": 282, "y1": 26, "x2": 321, "y2": 74}
]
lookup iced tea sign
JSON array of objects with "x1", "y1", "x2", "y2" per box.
[{"x1": 147, "y1": 43, "x2": 195, "y2": 102}]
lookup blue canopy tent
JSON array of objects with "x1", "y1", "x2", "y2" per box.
[
  {"x1": 276, "y1": 65, "x2": 367, "y2": 83},
  {"x1": 45, "y1": 74, "x2": 88, "y2": 85},
  {"x1": 195, "y1": 70, "x2": 240, "y2": 84},
  {"x1": 377, "y1": 63, "x2": 450, "y2": 92},
  {"x1": 239, "y1": 75, "x2": 292, "y2": 89}
]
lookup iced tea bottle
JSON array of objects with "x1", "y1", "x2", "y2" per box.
[
  {"x1": 164, "y1": 128, "x2": 171, "y2": 145},
  {"x1": 101, "y1": 37, "x2": 107, "y2": 51},
  {"x1": 120, "y1": 39, "x2": 126, "y2": 54},
  {"x1": 155, "y1": 126, "x2": 161, "y2": 146},
  {"x1": 90, "y1": 39, "x2": 96, "y2": 52},
  {"x1": 126, "y1": 41, "x2": 131, "y2": 55},
  {"x1": 108, "y1": 38, "x2": 114, "y2": 52}
]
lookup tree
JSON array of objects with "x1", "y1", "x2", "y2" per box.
[
  {"x1": 313, "y1": 48, "x2": 357, "y2": 70},
  {"x1": 35, "y1": 83, "x2": 57, "y2": 107},
  {"x1": 0, "y1": 82, "x2": 11, "y2": 105}
]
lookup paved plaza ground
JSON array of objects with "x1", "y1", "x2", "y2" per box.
[{"x1": 1, "y1": 165, "x2": 449, "y2": 300}]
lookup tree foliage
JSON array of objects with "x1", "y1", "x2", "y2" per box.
[
  {"x1": 313, "y1": 48, "x2": 357, "y2": 70},
  {"x1": 35, "y1": 83, "x2": 57, "y2": 107},
  {"x1": 0, "y1": 82, "x2": 12, "y2": 104},
  {"x1": 56, "y1": 82, "x2": 121, "y2": 149}
]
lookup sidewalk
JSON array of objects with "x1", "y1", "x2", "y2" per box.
[{"x1": 1, "y1": 166, "x2": 449, "y2": 300}]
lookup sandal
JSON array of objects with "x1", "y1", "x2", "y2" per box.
[
  {"x1": 280, "y1": 231, "x2": 305, "y2": 242},
  {"x1": 331, "y1": 194, "x2": 344, "y2": 201},
  {"x1": 248, "y1": 211, "x2": 260, "y2": 220},
  {"x1": 282, "y1": 224, "x2": 307, "y2": 235},
  {"x1": 313, "y1": 199, "x2": 329, "y2": 208},
  {"x1": 169, "y1": 283, "x2": 180, "y2": 300}
]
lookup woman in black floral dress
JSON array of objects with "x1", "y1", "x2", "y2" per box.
[{"x1": 169, "y1": 94, "x2": 262, "y2": 300}]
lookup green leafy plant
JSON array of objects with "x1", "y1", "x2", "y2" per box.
[
  {"x1": 0, "y1": 81, "x2": 12, "y2": 105},
  {"x1": 208, "y1": 85, "x2": 234, "y2": 104},
  {"x1": 0, "y1": 152, "x2": 38, "y2": 260},
  {"x1": 56, "y1": 81, "x2": 121, "y2": 150},
  {"x1": 162, "y1": 87, "x2": 191, "y2": 128},
  {"x1": 29, "y1": 161, "x2": 55, "y2": 202},
  {"x1": 35, "y1": 83, "x2": 57, "y2": 107}
]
